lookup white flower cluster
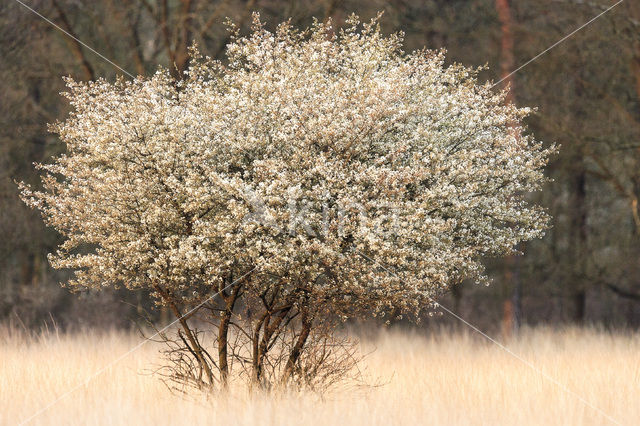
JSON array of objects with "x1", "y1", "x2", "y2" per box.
[{"x1": 20, "y1": 14, "x2": 554, "y2": 315}]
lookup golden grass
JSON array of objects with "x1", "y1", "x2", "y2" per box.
[{"x1": 1, "y1": 326, "x2": 638, "y2": 425}]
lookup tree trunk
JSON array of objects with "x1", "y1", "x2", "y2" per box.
[
  {"x1": 173, "y1": 0, "x2": 194, "y2": 79},
  {"x1": 170, "y1": 304, "x2": 214, "y2": 387},
  {"x1": 251, "y1": 313, "x2": 268, "y2": 385},
  {"x1": 217, "y1": 311, "x2": 231, "y2": 386},
  {"x1": 281, "y1": 312, "x2": 312, "y2": 386},
  {"x1": 20, "y1": 251, "x2": 35, "y2": 287},
  {"x1": 495, "y1": 0, "x2": 521, "y2": 336},
  {"x1": 501, "y1": 299, "x2": 514, "y2": 340},
  {"x1": 153, "y1": 284, "x2": 214, "y2": 387},
  {"x1": 451, "y1": 283, "x2": 462, "y2": 314},
  {"x1": 495, "y1": 0, "x2": 515, "y2": 100},
  {"x1": 256, "y1": 313, "x2": 288, "y2": 385},
  {"x1": 218, "y1": 283, "x2": 241, "y2": 387},
  {"x1": 572, "y1": 289, "x2": 586, "y2": 324},
  {"x1": 512, "y1": 259, "x2": 522, "y2": 329},
  {"x1": 571, "y1": 166, "x2": 588, "y2": 324}
]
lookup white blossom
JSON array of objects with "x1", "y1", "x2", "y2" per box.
[{"x1": 20, "y1": 14, "x2": 554, "y2": 316}]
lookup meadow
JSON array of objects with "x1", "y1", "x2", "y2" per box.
[{"x1": 2, "y1": 326, "x2": 638, "y2": 425}]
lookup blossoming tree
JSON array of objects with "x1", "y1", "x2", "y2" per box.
[{"x1": 20, "y1": 14, "x2": 554, "y2": 390}]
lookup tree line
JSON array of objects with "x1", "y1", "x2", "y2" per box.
[{"x1": 1, "y1": 0, "x2": 640, "y2": 332}]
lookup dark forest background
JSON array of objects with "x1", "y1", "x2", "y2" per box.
[{"x1": 1, "y1": 0, "x2": 640, "y2": 333}]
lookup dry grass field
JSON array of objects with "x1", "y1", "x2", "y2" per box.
[{"x1": 1, "y1": 326, "x2": 638, "y2": 426}]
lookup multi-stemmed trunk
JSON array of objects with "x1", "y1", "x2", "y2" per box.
[
  {"x1": 280, "y1": 311, "x2": 312, "y2": 385},
  {"x1": 218, "y1": 283, "x2": 241, "y2": 388},
  {"x1": 153, "y1": 283, "x2": 214, "y2": 388}
]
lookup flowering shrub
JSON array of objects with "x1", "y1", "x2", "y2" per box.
[{"x1": 20, "y1": 13, "x2": 553, "y2": 389}]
